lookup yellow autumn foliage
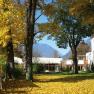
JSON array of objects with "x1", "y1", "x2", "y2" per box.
[
  {"x1": 69, "y1": 0, "x2": 94, "y2": 24},
  {"x1": 0, "y1": 0, "x2": 25, "y2": 47},
  {"x1": 0, "y1": 0, "x2": 3, "y2": 7},
  {"x1": 43, "y1": 4, "x2": 56, "y2": 16}
]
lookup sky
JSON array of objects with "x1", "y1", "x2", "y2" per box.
[{"x1": 36, "y1": 10, "x2": 48, "y2": 23}]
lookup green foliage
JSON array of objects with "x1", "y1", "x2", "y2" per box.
[
  {"x1": 91, "y1": 63, "x2": 94, "y2": 72},
  {"x1": 33, "y1": 64, "x2": 39, "y2": 73},
  {"x1": 42, "y1": 1, "x2": 94, "y2": 74},
  {"x1": 2, "y1": 64, "x2": 23, "y2": 79},
  {"x1": 0, "y1": 55, "x2": 6, "y2": 65},
  {"x1": 33, "y1": 64, "x2": 44, "y2": 73},
  {"x1": 62, "y1": 67, "x2": 71, "y2": 72},
  {"x1": 39, "y1": 1, "x2": 94, "y2": 74},
  {"x1": 43, "y1": 1, "x2": 94, "y2": 49},
  {"x1": 13, "y1": 67, "x2": 22, "y2": 79}
]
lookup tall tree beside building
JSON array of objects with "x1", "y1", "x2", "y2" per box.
[{"x1": 40, "y1": 0, "x2": 94, "y2": 74}]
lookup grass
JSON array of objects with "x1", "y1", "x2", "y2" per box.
[{"x1": 1, "y1": 73, "x2": 94, "y2": 94}]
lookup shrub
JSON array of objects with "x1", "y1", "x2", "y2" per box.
[
  {"x1": 2, "y1": 64, "x2": 23, "y2": 79},
  {"x1": 91, "y1": 63, "x2": 94, "y2": 72},
  {"x1": 33, "y1": 64, "x2": 44, "y2": 73},
  {"x1": 13, "y1": 67, "x2": 22, "y2": 79},
  {"x1": 62, "y1": 66, "x2": 71, "y2": 72}
]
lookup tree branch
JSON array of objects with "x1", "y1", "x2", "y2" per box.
[{"x1": 35, "y1": 12, "x2": 43, "y2": 22}]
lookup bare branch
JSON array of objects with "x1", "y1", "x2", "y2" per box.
[{"x1": 35, "y1": 12, "x2": 43, "y2": 22}]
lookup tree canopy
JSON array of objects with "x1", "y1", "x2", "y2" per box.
[
  {"x1": 0, "y1": 0, "x2": 25, "y2": 47},
  {"x1": 39, "y1": 0, "x2": 94, "y2": 74}
]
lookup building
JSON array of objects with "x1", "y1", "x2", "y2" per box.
[
  {"x1": 86, "y1": 38, "x2": 94, "y2": 65},
  {"x1": 61, "y1": 57, "x2": 88, "y2": 72},
  {"x1": 33, "y1": 57, "x2": 62, "y2": 72},
  {"x1": 15, "y1": 41, "x2": 91, "y2": 72},
  {"x1": 14, "y1": 56, "x2": 89, "y2": 72}
]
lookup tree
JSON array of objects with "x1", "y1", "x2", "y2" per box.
[
  {"x1": 24, "y1": 0, "x2": 52, "y2": 81},
  {"x1": 25, "y1": 0, "x2": 38, "y2": 81},
  {"x1": 41, "y1": 0, "x2": 94, "y2": 74},
  {"x1": 0, "y1": 0, "x2": 25, "y2": 78}
]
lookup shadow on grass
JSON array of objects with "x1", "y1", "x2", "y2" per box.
[
  {"x1": 35, "y1": 73, "x2": 94, "y2": 83},
  {"x1": 0, "y1": 80, "x2": 39, "y2": 94},
  {"x1": 0, "y1": 90, "x2": 27, "y2": 94}
]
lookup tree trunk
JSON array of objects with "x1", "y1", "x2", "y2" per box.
[
  {"x1": 25, "y1": 31, "x2": 34, "y2": 81},
  {"x1": 72, "y1": 47, "x2": 78, "y2": 74},
  {"x1": 6, "y1": 29, "x2": 15, "y2": 79},
  {"x1": 25, "y1": 0, "x2": 37, "y2": 81}
]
